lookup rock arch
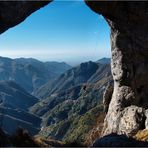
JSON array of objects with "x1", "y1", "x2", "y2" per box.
[{"x1": 0, "y1": 1, "x2": 148, "y2": 137}]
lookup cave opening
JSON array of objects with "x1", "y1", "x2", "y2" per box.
[{"x1": 0, "y1": 0, "x2": 112, "y2": 146}]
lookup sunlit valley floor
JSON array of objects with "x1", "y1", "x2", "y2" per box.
[{"x1": 0, "y1": 56, "x2": 112, "y2": 146}]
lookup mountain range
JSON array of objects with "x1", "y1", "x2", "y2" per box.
[
  {"x1": 0, "y1": 57, "x2": 71, "y2": 93},
  {"x1": 30, "y1": 60, "x2": 112, "y2": 143},
  {"x1": 0, "y1": 56, "x2": 112, "y2": 144},
  {"x1": 34, "y1": 60, "x2": 111, "y2": 99}
]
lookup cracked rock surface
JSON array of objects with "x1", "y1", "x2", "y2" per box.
[{"x1": 86, "y1": 1, "x2": 148, "y2": 136}]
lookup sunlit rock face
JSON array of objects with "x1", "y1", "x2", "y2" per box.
[
  {"x1": 0, "y1": 1, "x2": 51, "y2": 34},
  {"x1": 86, "y1": 1, "x2": 148, "y2": 136}
]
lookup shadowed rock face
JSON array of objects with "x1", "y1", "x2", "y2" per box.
[
  {"x1": 86, "y1": 1, "x2": 148, "y2": 136},
  {"x1": 0, "y1": 0, "x2": 148, "y2": 140},
  {"x1": 92, "y1": 133, "x2": 148, "y2": 147},
  {"x1": 0, "y1": 1, "x2": 51, "y2": 34}
]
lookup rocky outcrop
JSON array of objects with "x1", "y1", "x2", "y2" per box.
[{"x1": 85, "y1": 1, "x2": 148, "y2": 137}]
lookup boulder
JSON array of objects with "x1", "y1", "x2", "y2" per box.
[{"x1": 119, "y1": 106, "x2": 145, "y2": 136}]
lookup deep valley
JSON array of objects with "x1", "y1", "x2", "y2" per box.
[{"x1": 0, "y1": 56, "x2": 112, "y2": 145}]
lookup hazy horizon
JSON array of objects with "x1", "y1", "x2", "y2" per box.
[
  {"x1": 0, "y1": 55, "x2": 110, "y2": 67},
  {"x1": 0, "y1": 0, "x2": 111, "y2": 66}
]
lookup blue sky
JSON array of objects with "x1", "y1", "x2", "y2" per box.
[{"x1": 0, "y1": 0, "x2": 111, "y2": 65}]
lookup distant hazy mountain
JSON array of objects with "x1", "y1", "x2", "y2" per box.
[
  {"x1": 96, "y1": 58, "x2": 111, "y2": 64},
  {"x1": 0, "y1": 81, "x2": 41, "y2": 135},
  {"x1": 30, "y1": 61, "x2": 112, "y2": 143},
  {"x1": 0, "y1": 56, "x2": 71, "y2": 93},
  {"x1": 34, "y1": 61, "x2": 111, "y2": 99}
]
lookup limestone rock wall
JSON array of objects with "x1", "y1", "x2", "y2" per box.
[{"x1": 86, "y1": 1, "x2": 148, "y2": 136}]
